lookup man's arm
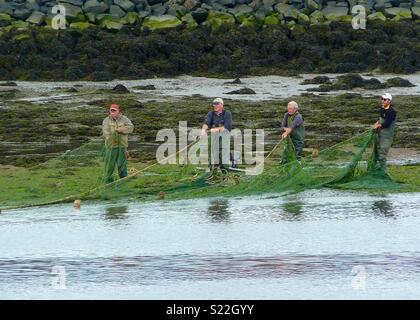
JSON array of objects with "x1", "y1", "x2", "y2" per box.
[
  {"x1": 117, "y1": 116, "x2": 134, "y2": 134},
  {"x1": 280, "y1": 113, "x2": 288, "y2": 131},
  {"x1": 222, "y1": 111, "x2": 232, "y2": 132},
  {"x1": 381, "y1": 109, "x2": 396, "y2": 129},
  {"x1": 102, "y1": 118, "x2": 111, "y2": 141},
  {"x1": 201, "y1": 112, "x2": 212, "y2": 135},
  {"x1": 290, "y1": 114, "x2": 303, "y2": 130}
]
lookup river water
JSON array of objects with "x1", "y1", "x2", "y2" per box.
[{"x1": 1, "y1": 190, "x2": 420, "y2": 299}]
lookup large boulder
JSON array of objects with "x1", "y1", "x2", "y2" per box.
[
  {"x1": 228, "y1": 4, "x2": 254, "y2": 22},
  {"x1": 142, "y1": 14, "x2": 183, "y2": 30},
  {"x1": 167, "y1": 4, "x2": 189, "y2": 18},
  {"x1": 0, "y1": 13, "x2": 12, "y2": 27},
  {"x1": 83, "y1": 0, "x2": 109, "y2": 14},
  {"x1": 310, "y1": 10, "x2": 325, "y2": 23},
  {"x1": 384, "y1": 7, "x2": 412, "y2": 19},
  {"x1": 0, "y1": 0, "x2": 13, "y2": 15},
  {"x1": 181, "y1": 13, "x2": 198, "y2": 29},
  {"x1": 110, "y1": 5, "x2": 127, "y2": 17},
  {"x1": 264, "y1": 14, "x2": 279, "y2": 25},
  {"x1": 60, "y1": 0, "x2": 84, "y2": 6},
  {"x1": 121, "y1": 11, "x2": 140, "y2": 24},
  {"x1": 59, "y1": 3, "x2": 84, "y2": 20},
  {"x1": 69, "y1": 21, "x2": 95, "y2": 30},
  {"x1": 26, "y1": 11, "x2": 46, "y2": 25},
  {"x1": 306, "y1": 0, "x2": 320, "y2": 11},
  {"x1": 114, "y1": 0, "x2": 135, "y2": 11},
  {"x1": 202, "y1": 11, "x2": 236, "y2": 29},
  {"x1": 367, "y1": 11, "x2": 386, "y2": 21},
  {"x1": 274, "y1": 3, "x2": 299, "y2": 20},
  {"x1": 322, "y1": 5, "x2": 349, "y2": 20},
  {"x1": 191, "y1": 8, "x2": 209, "y2": 23},
  {"x1": 12, "y1": 8, "x2": 33, "y2": 20}
]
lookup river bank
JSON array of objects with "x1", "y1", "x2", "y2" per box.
[{"x1": 0, "y1": 19, "x2": 419, "y2": 81}]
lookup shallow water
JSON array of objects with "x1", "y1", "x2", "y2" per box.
[
  {"x1": 1, "y1": 190, "x2": 420, "y2": 299},
  {"x1": 7, "y1": 73, "x2": 420, "y2": 103}
]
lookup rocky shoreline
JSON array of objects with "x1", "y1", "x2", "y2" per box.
[{"x1": 0, "y1": 0, "x2": 420, "y2": 32}]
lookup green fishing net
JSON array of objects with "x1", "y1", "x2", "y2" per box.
[{"x1": 0, "y1": 130, "x2": 412, "y2": 210}]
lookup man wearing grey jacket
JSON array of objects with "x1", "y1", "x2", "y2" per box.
[{"x1": 281, "y1": 101, "x2": 305, "y2": 161}]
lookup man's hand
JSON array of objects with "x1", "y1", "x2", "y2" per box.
[
  {"x1": 201, "y1": 128, "x2": 208, "y2": 136},
  {"x1": 372, "y1": 122, "x2": 381, "y2": 130},
  {"x1": 282, "y1": 127, "x2": 292, "y2": 139}
]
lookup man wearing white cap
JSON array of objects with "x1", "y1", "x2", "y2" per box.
[
  {"x1": 201, "y1": 98, "x2": 232, "y2": 171},
  {"x1": 372, "y1": 93, "x2": 396, "y2": 172}
]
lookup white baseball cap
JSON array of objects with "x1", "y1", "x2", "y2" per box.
[
  {"x1": 381, "y1": 93, "x2": 392, "y2": 101},
  {"x1": 212, "y1": 98, "x2": 224, "y2": 105}
]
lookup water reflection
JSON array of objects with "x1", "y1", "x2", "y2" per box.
[
  {"x1": 372, "y1": 200, "x2": 395, "y2": 218},
  {"x1": 207, "y1": 199, "x2": 230, "y2": 223},
  {"x1": 281, "y1": 200, "x2": 304, "y2": 221},
  {"x1": 104, "y1": 206, "x2": 128, "y2": 220}
]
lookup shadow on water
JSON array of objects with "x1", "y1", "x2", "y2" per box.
[
  {"x1": 372, "y1": 200, "x2": 395, "y2": 218},
  {"x1": 207, "y1": 199, "x2": 231, "y2": 223},
  {"x1": 104, "y1": 205, "x2": 129, "y2": 220},
  {"x1": 281, "y1": 200, "x2": 304, "y2": 221}
]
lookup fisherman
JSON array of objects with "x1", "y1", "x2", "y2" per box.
[
  {"x1": 201, "y1": 98, "x2": 232, "y2": 172},
  {"x1": 280, "y1": 101, "x2": 305, "y2": 161},
  {"x1": 102, "y1": 103, "x2": 134, "y2": 183},
  {"x1": 371, "y1": 93, "x2": 396, "y2": 173}
]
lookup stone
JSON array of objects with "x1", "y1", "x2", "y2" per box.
[
  {"x1": 110, "y1": 5, "x2": 126, "y2": 17},
  {"x1": 274, "y1": 3, "x2": 299, "y2": 20},
  {"x1": 70, "y1": 21, "x2": 95, "y2": 30},
  {"x1": 384, "y1": 7, "x2": 412, "y2": 19},
  {"x1": 191, "y1": 8, "x2": 209, "y2": 23},
  {"x1": 367, "y1": 11, "x2": 386, "y2": 21},
  {"x1": 322, "y1": 5, "x2": 349, "y2": 20},
  {"x1": 202, "y1": 11, "x2": 236, "y2": 29},
  {"x1": 61, "y1": 0, "x2": 84, "y2": 6},
  {"x1": 181, "y1": 12, "x2": 199, "y2": 28},
  {"x1": 0, "y1": 13, "x2": 12, "y2": 27},
  {"x1": 183, "y1": 0, "x2": 200, "y2": 9},
  {"x1": 306, "y1": 0, "x2": 319, "y2": 10},
  {"x1": 297, "y1": 12, "x2": 309, "y2": 23},
  {"x1": 121, "y1": 12, "x2": 140, "y2": 24},
  {"x1": 385, "y1": 77, "x2": 415, "y2": 87},
  {"x1": 83, "y1": 0, "x2": 109, "y2": 14},
  {"x1": 114, "y1": 0, "x2": 136, "y2": 11},
  {"x1": 220, "y1": 0, "x2": 237, "y2": 8},
  {"x1": 229, "y1": 4, "x2": 254, "y2": 22},
  {"x1": 132, "y1": 84, "x2": 156, "y2": 90},
  {"x1": 142, "y1": 14, "x2": 182, "y2": 30},
  {"x1": 113, "y1": 84, "x2": 130, "y2": 93},
  {"x1": 264, "y1": 14, "x2": 279, "y2": 25},
  {"x1": 147, "y1": 0, "x2": 164, "y2": 5},
  {"x1": 151, "y1": 3, "x2": 168, "y2": 15},
  {"x1": 225, "y1": 87, "x2": 256, "y2": 94},
  {"x1": 12, "y1": 9, "x2": 32, "y2": 20},
  {"x1": 60, "y1": 3, "x2": 84, "y2": 19},
  {"x1": 167, "y1": 4, "x2": 189, "y2": 17},
  {"x1": 26, "y1": 11, "x2": 45, "y2": 25}
]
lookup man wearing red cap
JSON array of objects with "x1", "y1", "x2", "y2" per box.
[{"x1": 102, "y1": 104, "x2": 134, "y2": 183}]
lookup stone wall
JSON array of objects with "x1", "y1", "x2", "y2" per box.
[{"x1": 0, "y1": 0, "x2": 419, "y2": 31}]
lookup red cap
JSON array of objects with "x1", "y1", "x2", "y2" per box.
[{"x1": 110, "y1": 103, "x2": 120, "y2": 111}]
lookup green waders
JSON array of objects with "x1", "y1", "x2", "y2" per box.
[
  {"x1": 103, "y1": 132, "x2": 128, "y2": 184},
  {"x1": 372, "y1": 116, "x2": 396, "y2": 172},
  {"x1": 209, "y1": 130, "x2": 231, "y2": 171},
  {"x1": 282, "y1": 114, "x2": 305, "y2": 163}
]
